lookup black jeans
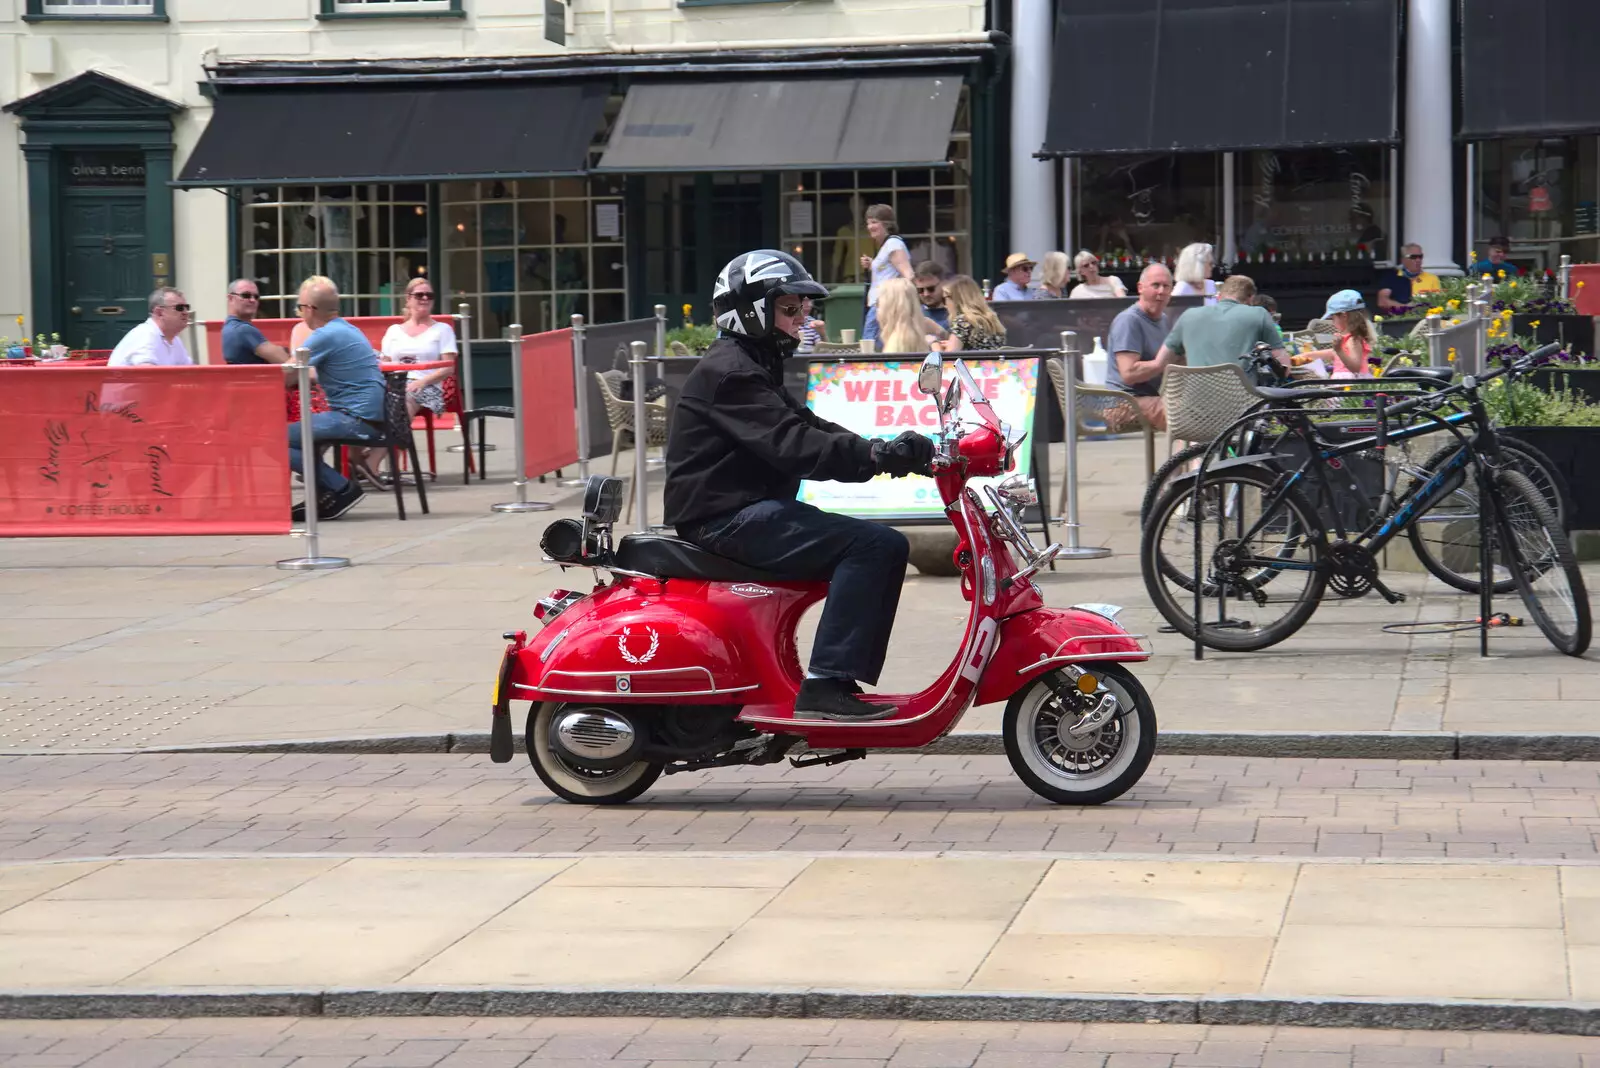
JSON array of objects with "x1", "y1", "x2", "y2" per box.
[{"x1": 681, "y1": 497, "x2": 910, "y2": 685}]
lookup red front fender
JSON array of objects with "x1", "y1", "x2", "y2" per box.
[{"x1": 975, "y1": 606, "x2": 1149, "y2": 707}]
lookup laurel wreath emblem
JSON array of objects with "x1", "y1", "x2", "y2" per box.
[{"x1": 617, "y1": 625, "x2": 660, "y2": 665}]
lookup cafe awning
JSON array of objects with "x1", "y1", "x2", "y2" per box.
[
  {"x1": 596, "y1": 75, "x2": 964, "y2": 172},
  {"x1": 175, "y1": 80, "x2": 609, "y2": 186},
  {"x1": 1039, "y1": 0, "x2": 1399, "y2": 157},
  {"x1": 1459, "y1": 0, "x2": 1600, "y2": 140}
]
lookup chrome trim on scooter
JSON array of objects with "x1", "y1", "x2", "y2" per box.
[
  {"x1": 518, "y1": 663, "x2": 761, "y2": 699},
  {"x1": 1071, "y1": 603, "x2": 1126, "y2": 622}
]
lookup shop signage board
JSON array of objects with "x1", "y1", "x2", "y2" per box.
[{"x1": 799, "y1": 356, "x2": 1041, "y2": 520}]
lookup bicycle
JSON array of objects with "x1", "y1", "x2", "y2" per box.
[
  {"x1": 1140, "y1": 343, "x2": 1590, "y2": 656},
  {"x1": 1138, "y1": 344, "x2": 1573, "y2": 597}
]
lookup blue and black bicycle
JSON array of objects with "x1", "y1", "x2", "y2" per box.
[{"x1": 1140, "y1": 343, "x2": 1590, "y2": 655}]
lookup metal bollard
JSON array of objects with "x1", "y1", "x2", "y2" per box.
[
  {"x1": 1471, "y1": 293, "x2": 1490, "y2": 377},
  {"x1": 648, "y1": 304, "x2": 668, "y2": 470},
  {"x1": 1560, "y1": 254, "x2": 1572, "y2": 302},
  {"x1": 278, "y1": 346, "x2": 350, "y2": 571},
  {"x1": 1055, "y1": 331, "x2": 1111, "y2": 561},
  {"x1": 187, "y1": 315, "x2": 203, "y2": 365},
  {"x1": 457, "y1": 303, "x2": 476, "y2": 413},
  {"x1": 560, "y1": 314, "x2": 592, "y2": 486},
  {"x1": 1425, "y1": 313, "x2": 1445, "y2": 366},
  {"x1": 492, "y1": 325, "x2": 552, "y2": 514},
  {"x1": 629, "y1": 340, "x2": 651, "y2": 532}
]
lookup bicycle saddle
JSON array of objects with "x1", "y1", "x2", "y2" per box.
[{"x1": 1381, "y1": 366, "x2": 1456, "y2": 386}]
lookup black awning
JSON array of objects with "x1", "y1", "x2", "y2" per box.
[
  {"x1": 1040, "y1": 0, "x2": 1399, "y2": 157},
  {"x1": 596, "y1": 75, "x2": 963, "y2": 172},
  {"x1": 1460, "y1": 0, "x2": 1600, "y2": 140},
  {"x1": 175, "y1": 81, "x2": 609, "y2": 187}
]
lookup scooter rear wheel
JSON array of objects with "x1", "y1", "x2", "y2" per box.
[
  {"x1": 1002, "y1": 664, "x2": 1156, "y2": 806},
  {"x1": 525, "y1": 702, "x2": 664, "y2": 805}
]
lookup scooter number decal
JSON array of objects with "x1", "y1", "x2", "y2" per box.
[
  {"x1": 617, "y1": 625, "x2": 660, "y2": 665},
  {"x1": 958, "y1": 617, "x2": 1000, "y2": 683}
]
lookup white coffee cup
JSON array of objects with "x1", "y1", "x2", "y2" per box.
[{"x1": 840, "y1": 329, "x2": 857, "y2": 344}]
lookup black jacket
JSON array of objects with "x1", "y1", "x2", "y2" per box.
[{"x1": 663, "y1": 334, "x2": 879, "y2": 528}]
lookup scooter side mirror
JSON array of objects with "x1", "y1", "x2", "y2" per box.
[{"x1": 917, "y1": 352, "x2": 944, "y2": 396}]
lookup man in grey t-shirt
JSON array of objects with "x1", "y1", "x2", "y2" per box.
[{"x1": 1104, "y1": 263, "x2": 1175, "y2": 430}]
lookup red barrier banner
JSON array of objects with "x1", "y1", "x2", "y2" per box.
[
  {"x1": 520, "y1": 328, "x2": 579, "y2": 480},
  {"x1": 0, "y1": 366, "x2": 292, "y2": 537}
]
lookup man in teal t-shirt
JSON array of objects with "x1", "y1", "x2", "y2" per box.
[{"x1": 1157, "y1": 274, "x2": 1286, "y2": 372}]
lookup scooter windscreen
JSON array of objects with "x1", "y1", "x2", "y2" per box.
[{"x1": 953, "y1": 358, "x2": 1002, "y2": 431}]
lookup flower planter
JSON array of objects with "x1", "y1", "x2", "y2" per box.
[
  {"x1": 1502, "y1": 426, "x2": 1600, "y2": 530},
  {"x1": 1511, "y1": 313, "x2": 1593, "y2": 355},
  {"x1": 1528, "y1": 368, "x2": 1600, "y2": 406}
]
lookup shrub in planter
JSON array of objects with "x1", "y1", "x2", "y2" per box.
[{"x1": 1484, "y1": 376, "x2": 1600, "y2": 530}]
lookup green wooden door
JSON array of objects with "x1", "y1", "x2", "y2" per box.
[
  {"x1": 636, "y1": 173, "x2": 773, "y2": 325},
  {"x1": 62, "y1": 188, "x2": 149, "y2": 351}
]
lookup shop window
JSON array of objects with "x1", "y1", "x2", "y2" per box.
[
  {"x1": 238, "y1": 184, "x2": 430, "y2": 320},
  {"x1": 441, "y1": 175, "x2": 627, "y2": 339},
  {"x1": 1234, "y1": 147, "x2": 1391, "y2": 264},
  {"x1": 1475, "y1": 137, "x2": 1599, "y2": 271},
  {"x1": 319, "y1": 0, "x2": 463, "y2": 17},
  {"x1": 1077, "y1": 153, "x2": 1221, "y2": 266},
  {"x1": 31, "y1": 0, "x2": 162, "y2": 17},
  {"x1": 780, "y1": 95, "x2": 972, "y2": 287}
]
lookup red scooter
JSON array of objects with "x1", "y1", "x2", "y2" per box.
[{"x1": 490, "y1": 353, "x2": 1156, "y2": 806}]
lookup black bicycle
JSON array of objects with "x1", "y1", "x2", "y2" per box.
[
  {"x1": 1139, "y1": 344, "x2": 1573, "y2": 596},
  {"x1": 1140, "y1": 343, "x2": 1591, "y2": 656}
]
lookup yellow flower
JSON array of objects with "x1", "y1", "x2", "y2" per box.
[
  {"x1": 1373, "y1": 365, "x2": 1384, "y2": 378},
  {"x1": 1447, "y1": 347, "x2": 1457, "y2": 362},
  {"x1": 1498, "y1": 269, "x2": 1506, "y2": 278},
  {"x1": 1580, "y1": 280, "x2": 1588, "y2": 289},
  {"x1": 1483, "y1": 273, "x2": 1493, "y2": 281},
  {"x1": 1427, "y1": 306, "x2": 1444, "y2": 317},
  {"x1": 1373, "y1": 315, "x2": 1384, "y2": 323},
  {"x1": 1530, "y1": 319, "x2": 1541, "y2": 328},
  {"x1": 12, "y1": 315, "x2": 21, "y2": 329},
  {"x1": 1447, "y1": 299, "x2": 1460, "y2": 308},
  {"x1": 1510, "y1": 281, "x2": 1518, "y2": 289}
]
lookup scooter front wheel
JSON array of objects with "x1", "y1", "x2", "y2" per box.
[
  {"x1": 525, "y1": 702, "x2": 664, "y2": 805},
  {"x1": 1002, "y1": 663, "x2": 1156, "y2": 806}
]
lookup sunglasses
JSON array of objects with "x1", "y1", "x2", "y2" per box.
[
  {"x1": 915, "y1": 285, "x2": 940, "y2": 294},
  {"x1": 163, "y1": 303, "x2": 192, "y2": 313},
  {"x1": 1405, "y1": 253, "x2": 1423, "y2": 260},
  {"x1": 230, "y1": 291, "x2": 259, "y2": 299},
  {"x1": 410, "y1": 291, "x2": 436, "y2": 300},
  {"x1": 296, "y1": 303, "x2": 315, "y2": 311},
  {"x1": 775, "y1": 303, "x2": 807, "y2": 317}
]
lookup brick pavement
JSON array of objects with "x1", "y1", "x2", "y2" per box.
[
  {"x1": 3, "y1": 753, "x2": 1600, "y2": 862},
  {"x1": 0, "y1": 1017, "x2": 1595, "y2": 1068}
]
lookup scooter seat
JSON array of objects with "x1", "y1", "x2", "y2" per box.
[{"x1": 614, "y1": 534, "x2": 796, "y2": 583}]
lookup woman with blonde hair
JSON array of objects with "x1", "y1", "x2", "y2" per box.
[
  {"x1": 939, "y1": 275, "x2": 1007, "y2": 351},
  {"x1": 1172, "y1": 242, "x2": 1217, "y2": 303},
  {"x1": 873, "y1": 276, "x2": 945, "y2": 353},
  {"x1": 1036, "y1": 251, "x2": 1071, "y2": 299},
  {"x1": 382, "y1": 275, "x2": 458, "y2": 419},
  {"x1": 1068, "y1": 250, "x2": 1127, "y2": 299}
]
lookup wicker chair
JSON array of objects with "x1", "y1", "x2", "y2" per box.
[
  {"x1": 595, "y1": 369, "x2": 669, "y2": 476},
  {"x1": 810, "y1": 340, "x2": 863, "y2": 355},
  {"x1": 1159, "y1": 363, "x2": 1267, "y2": 457},
  {"x1": 1045, "y1": 357, "x2": 1156, "y2": 521}
]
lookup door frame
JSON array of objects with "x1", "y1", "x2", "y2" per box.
[
  {"x1": 3, "y1": 71, "x2": 182, "y2": 342},
  {"x1": 625, "y1": 171, "x2": 779, "y2": 323}
]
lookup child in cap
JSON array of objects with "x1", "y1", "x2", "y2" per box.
[{"x1": 1298, "y1": 289, "x2": 1376, "y2": 378}]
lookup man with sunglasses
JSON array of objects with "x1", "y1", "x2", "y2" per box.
[
  {"x1": 108, "y1": 287, "x2": 195, "y2": 367},
  {"x1": 1376, "y1": 243, "x2": 1441, "y2": 313},
  {"x1": 222, "y1": 280, "x2": 291, "y2": 365},
  {"x1": 911, "y1": 261, "x2": 951, "y2": 330}
]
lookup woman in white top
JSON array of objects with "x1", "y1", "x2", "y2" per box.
[
  {"x1": 1067, "y1": 250, "x2": 1128, "y2": 299},
  {"x1": 858, "y1": 203, "x2": 912, "y2": 344},
  {"x1": 1172, "y1": 243, "x2": 1218, "y2": 304},
  {"x1": 381, "y1": 276, "x2": 458, "y2": 419}
]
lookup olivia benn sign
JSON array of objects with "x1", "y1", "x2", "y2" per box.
[{"x1": 0, "y1": 366, "x2": 292, "y2": 537}]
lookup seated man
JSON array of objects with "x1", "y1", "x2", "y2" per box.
[
  {"x1": 109, "y1": 287, "x2": 194, "y2": 367},
  {"x1": 286, "y1": 276, "x2": 385, "y2": 522},
  {"x1": 664, "y1": 249, "x2": 933, "y2": 722}
]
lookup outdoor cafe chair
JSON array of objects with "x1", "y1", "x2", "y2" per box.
[
  {"x1": 324, "y1": 370, "x2": 430, "y2": 520},
  {"x1": 1158, "y1": 362, "x2": 1266, "y2": 457},
  {"x1": 1046, "y1": 356, "x2": 1156, "y2": 522}
]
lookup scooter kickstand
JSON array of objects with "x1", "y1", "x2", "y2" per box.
[{"x1": 790, "y1": 748, "x2": 867, "y2": 769}]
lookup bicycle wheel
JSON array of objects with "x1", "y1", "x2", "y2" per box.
[
  {"x1": 1407, "y1": 439, "x2": 1573, "y2": 594},
  {"x1": 1141, "y1": 464, "x2": 1327, "y2": 651},
  {"x1": 1490, "y1": 468, "x2": 1591, "y2": 656},
  {"x1": 1140, "y1": 442, "x2": 1208, "y2": 529}
]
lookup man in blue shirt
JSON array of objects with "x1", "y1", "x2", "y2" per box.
[
  {"x1": 912, "y1": 261, "x2": 952, "y2": 330},
  {"x1": 286, "y1": 277, "x2": 385, "y2": 522},
  {"x1": 1470, "y1": 236, "x2": 1523, "y2": 280},
  {"x1": 991, "y1": 253, "x2": 1036, "y2": 301},
  {"x1": 221, "y1": 279, "x2": 290, "y2": 365}
]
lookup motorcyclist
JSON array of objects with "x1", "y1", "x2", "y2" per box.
[{"x1": 664, "y1": 250, "x2": 934, "y2": 721}]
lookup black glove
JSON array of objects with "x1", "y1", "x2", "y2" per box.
[{"x1": 873, "y1": 431, "x2": 935, "y2": 478}]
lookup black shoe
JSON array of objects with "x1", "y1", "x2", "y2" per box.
[
  {"x1": 793, "y1": 677, "x2": 897, "y2": 721},
  {"x1": 322, "y1": 483, "x2": 365, "y2": 520}
]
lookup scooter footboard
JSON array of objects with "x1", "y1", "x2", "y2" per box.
[{"x1": 976, "y1": 606, "x2": 1150, "y2": 707}]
